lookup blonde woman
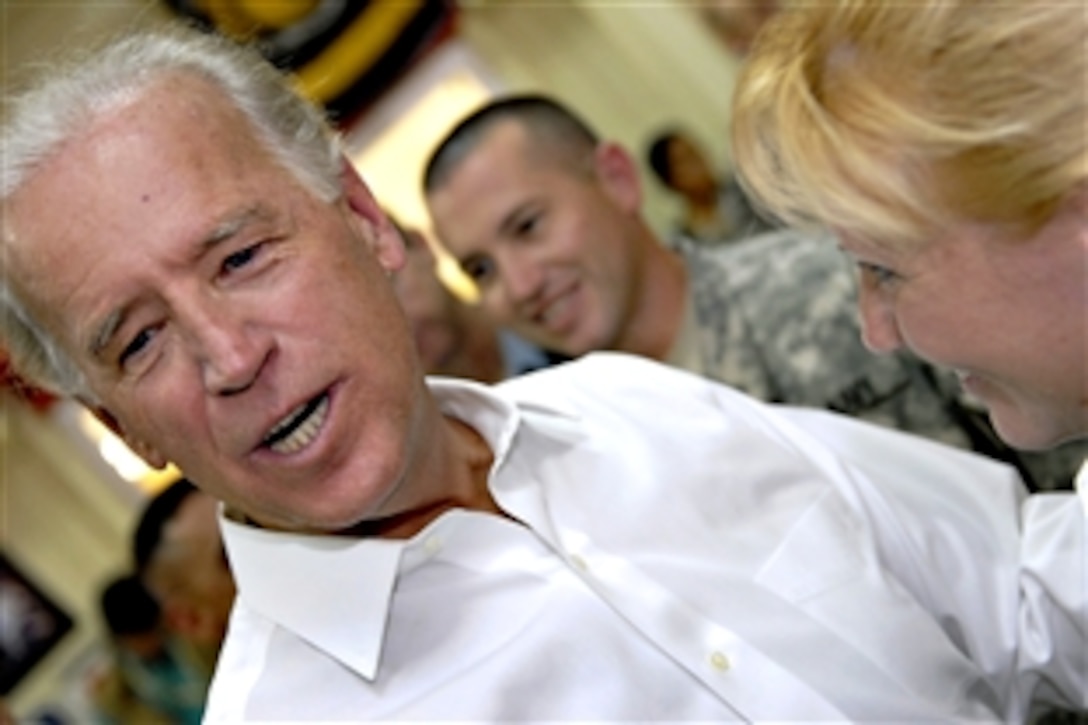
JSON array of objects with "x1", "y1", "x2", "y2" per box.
[{"x1": 732, "y1": 1, "x2": 1087, "y2": 452}]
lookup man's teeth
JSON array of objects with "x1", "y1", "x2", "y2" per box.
[
  {"x1": 264, "y1": 395, "x2": 329, "y2": 454},
  {"x1": 542, "y1": 294, "x2": 571, "y2": 327}
]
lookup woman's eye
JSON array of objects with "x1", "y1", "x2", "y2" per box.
[{"x1": 859, "y1": 261, "x2": 900, "y2": 286}]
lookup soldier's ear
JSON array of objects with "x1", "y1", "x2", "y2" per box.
[{"x1": 593, "y1": 142, "x2": 642, "y2": 214}]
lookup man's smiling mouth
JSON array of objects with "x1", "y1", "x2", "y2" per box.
[
  {"x1": 262, "y1": 393, "x2": 330, "y2": 454},
  {"x1": 537, "y1": 283, "x2": 579, "y2": 333}
]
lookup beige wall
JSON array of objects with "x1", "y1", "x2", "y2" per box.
[
  {"x1": 0, "y1": 1, "x2": 173, "y2": 87},
  {"x1": 459, "y1": 1, "x2": 743, "y2": 234},
  {"x1": 1, "y1": 399, "x2": 138, "y2": 717},
  {"x1": 1, "y1": 4, "x2": 177, "y2": 718}
]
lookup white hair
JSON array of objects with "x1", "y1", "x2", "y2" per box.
[{"x1": 0, "y1": 25, "x2": 343, "y2": 397}]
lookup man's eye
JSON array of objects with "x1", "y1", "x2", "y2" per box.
[
  {"x1": 513, "y1": 213, "x2": 539, "y2": 237},
  {"x1": 462, "y1": 256, "x2": 496, "y2": 284},
  {"x1": 222, "y1": 243, "x2": 263, "y2": 275},
  {"x1": 119, "y1": 327, "x2": 158, "y2": 368}
]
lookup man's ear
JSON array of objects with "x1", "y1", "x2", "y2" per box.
[
  {"x1": 83, "y1": 402, "x2": 169, "y2": 470},
  {"x1": 340, "y1": 158, "x2": 406, "y2": 275},
  {"x1": 592, "y1": 142, "x2": 643, "y2": 214}
]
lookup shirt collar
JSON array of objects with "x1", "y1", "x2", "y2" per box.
[
  {"x1": 219, "y1": 375, "x2": 582, "y2": 681},
  {"x1": 220, "y1": 513, "x2": 403, "y2": 681}
]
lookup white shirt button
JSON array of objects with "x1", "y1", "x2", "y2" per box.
[
  {"x1": 423, "y1": 536, "x2": 442, "y2": 555},
  {"x1": 569, "y1": 554, "x2": 588, "y2": 572},
  {"x1": 709, "y1": 651, "x2": 731, "y2": 672}
]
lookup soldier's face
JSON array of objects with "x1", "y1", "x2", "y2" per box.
[{"x1": 428, "y1": 121, "x2": 645, "y2": 357}]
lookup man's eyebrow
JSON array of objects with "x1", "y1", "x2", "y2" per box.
[
  {"x1": 497, "y1": 201, "x2": 534, "y2": 237},
  {"x1": 198, "y1": 205, "x2": 267, "y2": 256},
  {"x1": 85, "y1": 205, "x2": 271, "y2": 359},
  {"x1": 88, "y1": 309, "x2": 124, "y2": 360}
]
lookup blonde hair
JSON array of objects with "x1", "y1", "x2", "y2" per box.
[{"x1": 731, "y1": 0, "x2": 1088, "y2": 250}]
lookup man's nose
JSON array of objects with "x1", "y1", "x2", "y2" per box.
[
  {"x1": 189, "y1": 308, "x2": 267, "y2": 396},
  {"x1": 499, "y1": 257, "x2": 543, "y2": 311},
  {"x1": 857, "y1": 283, "x2": 904, "y2": 354}
]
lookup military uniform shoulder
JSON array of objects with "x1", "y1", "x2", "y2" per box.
[
  {"x1": 685, "y1": 228, "x2": 851, "y2": 302},
  {"x1": 681, "y1": 227, "x2": 832, "y2": 254},
  {"x1": 681, "y1": 228, "x2": 837, "y2": 274}
]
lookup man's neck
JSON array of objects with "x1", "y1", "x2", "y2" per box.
[
  {"x1": 459, "y1": 312, "x2": 507, "y2": 384},
  {"x1": 347, "y1": 414, "x2": 498, "y2": 540},
  {"x1": 615, "y1": 235, "x2": 689, "y2": 362}
]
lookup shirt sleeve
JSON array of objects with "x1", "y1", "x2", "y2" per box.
[
  {"x1": 1018, "y1": 487, "x2": 1087, "y2": 713},
  {"x1": 777, "y1": 406, "x2": 1087, "y2": 717}
]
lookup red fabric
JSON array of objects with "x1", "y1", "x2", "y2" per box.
[{"x1": 0, "y1": 348, "x2": 57, "y2": 412}]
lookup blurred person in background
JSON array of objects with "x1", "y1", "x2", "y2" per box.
[
  {"x1": 134, "y1": 478, "x2": 236, "y2": 677},
  {"x1": 389, "y1": 216, "x2": 560, "y2": 382},
  {"x1": 641, "y1": 1, "x2": 781, "y2": 246},
  {"x1": 88, "y1": 575, "x2": 206, "y2": 725},
  {"x1": 645, "y1": 127, "x2": 776, "y2": 245}
]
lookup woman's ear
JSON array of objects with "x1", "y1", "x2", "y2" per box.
[
  {"x1": 592, "y1": 142, "x2": 643, "y2": 214},
  {"x1": 84, "y1": 402, "x2": 169, "y2": 470},
  {"x1": 340, "y1": 158, "x2": 406, "y2": 275}
]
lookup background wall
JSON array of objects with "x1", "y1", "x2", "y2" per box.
[
  {"x1": 458, "y1": 2, "x2": 742, "y2": 233},
  {"x1": 2, "y1": 5, "x2": 177, "y2": 717},
  {"x1": 1, "y1": 399, "x2": 139, "y2": 718},
  {"x1": 0, "y1": 1, "x2": 743, "y2": 718}
]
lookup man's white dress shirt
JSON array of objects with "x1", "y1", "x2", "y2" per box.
[{"x1": 205, "y1": 353, "x2": 1087, "y2": 722}]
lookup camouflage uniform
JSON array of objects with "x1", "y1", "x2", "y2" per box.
[{"x1": 668, "y1": 231, "x2": 1086, "y2": 491}]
